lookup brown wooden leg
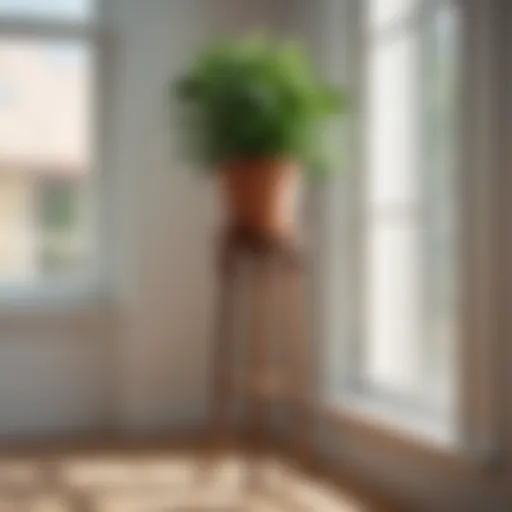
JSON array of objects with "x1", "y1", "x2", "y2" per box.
[
  {"x1": 244, "y1": 256, "x2": 274, "y2": 492},
  {"x1": 199, "y1": 241, "x2": 238, "y2": 484},
  {"x1": 282, "y1": 263, "x2": 314, "y2": 467},
  {"x1": 252, "y1": 257, "x2": 277, "y2": 449},
  {"x1": 212, "y1": 243, "x2": 237, "y2": 446}
]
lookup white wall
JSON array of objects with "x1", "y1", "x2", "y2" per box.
[
  {"x1": 104, "y1": 0, "x2": 288, "y2": 433},
  {"x1": 102, "y1": 0, "x2": 218, "y2": 434},
  {"x1": 0, "y1": 303, "x2": 114, "y2": 437}
]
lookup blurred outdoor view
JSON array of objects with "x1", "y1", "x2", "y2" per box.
[{"x1": 0, "y1": 0, "x2": 92, "y2": 283}]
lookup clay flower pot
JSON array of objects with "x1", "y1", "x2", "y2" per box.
[{"x1": 221, "y1": 159, "x2": 301, "y2": 238}]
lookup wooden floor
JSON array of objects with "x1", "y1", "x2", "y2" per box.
[{"x1": 0, "y1": 438, "x2": 403, "y2": 511}]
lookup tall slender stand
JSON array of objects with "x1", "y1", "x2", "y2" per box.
[{"x1": 212, "y1": 225, "x2": 313, "y2": 467}]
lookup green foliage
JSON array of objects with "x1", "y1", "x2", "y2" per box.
[
  {"x1": 40, "y1": 181, "x2": 78, "y2": 232},
  {"x1": 172, "y1": 35, "x2": 347, "y2": 175}
]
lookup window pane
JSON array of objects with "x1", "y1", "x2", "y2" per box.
[
  {"x1": 365, "y1": 220, "x2": 422, "y2": 393},
  {"x1": 0, "y1": 0, "x2": 92, "y2": 20},
  {"x1": 0, "y1": 174, "x2": 35, "y2": 279},
  {"x1": 367, "y1": 32, "x2": 419, "y2": 207},
  {"x1": 37, "y1": 179, "x2": 87, "y2": 276},
  {"x1": 368, "y1": 0, "x2": 416, "y2": 29},
  {"x1": 361, "y1": 2, "x2": 460, "y2": 406},
  {"x1": 0, "y1": 39, "x2": 92, "y2": 283},
  {"x1": 0, "y1": 40, "x2": 91, "y2": 168}
]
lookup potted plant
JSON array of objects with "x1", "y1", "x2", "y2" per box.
[{"x1": 173, "y1": 36, "x2": 346, "y2": 238}]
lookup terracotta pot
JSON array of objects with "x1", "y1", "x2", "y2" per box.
[{"x1": 221, "y1": 159, "x2": 300, "y2": 238}]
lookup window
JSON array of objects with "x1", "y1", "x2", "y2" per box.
[
  {"x1": 329, "y1": 0, "x2": 461, "y2": 419},
  {"x1": 362, "y1": 0, "x2": 460, "y2": 410},
  {"x1": 0, "y1": 1, "x2": 97, "y2": 287}
]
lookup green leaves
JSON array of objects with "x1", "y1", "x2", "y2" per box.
[{"x1": 172, "y1": 35, "x2": 347, "y2": 175}]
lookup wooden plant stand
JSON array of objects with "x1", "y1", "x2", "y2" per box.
[{"x1": 212, "y1": 225, "x2": 313, "y2": 465}]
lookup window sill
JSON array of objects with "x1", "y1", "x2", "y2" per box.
[
  {"x1": 326, "y1": 391, "x2": 457, "y2": 449},
  {"x1": 0, "y1": 280, "x2": 115, "y2": 319},
  {"x1": 322, "y1": 391, "x2": 496, "y2": 471}
]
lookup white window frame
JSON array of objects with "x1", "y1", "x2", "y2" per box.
[
  {"x1": 318, "y1": 0, "x2": 501, "y2": 461},
  {"x1": 0, "y1": 0, "x2": 107, "y2": 305}
]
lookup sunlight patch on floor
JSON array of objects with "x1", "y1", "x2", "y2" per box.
[{"x1": 0, "y1": 454, "x2": 365, "y2": 511}]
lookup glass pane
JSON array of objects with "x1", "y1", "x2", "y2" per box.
[
  {"x1": 364, "y1": 220, "x2": 422, "y2": 393},
  {"x1": 0, "y1": 40, "x2": 91, "y2": 168},
  {"x1": 0, "y1": 174, "x2": 35, "y2": 280},
  {"x1": 366, "y1": 32, "x2": 419, "y2": 207},
  {"x1": 361, "y1": 3, "x2": 460, "y2": 407},
  {"x1": 368, "y1": 0, "x2": 416, "y2": 29},
  {"x1": 0, "y1": 0, "x2": 91, "y2": 20},
  {"x1": 0, "y1": 39, "x2": 92, "y2": 283},
  {"x1": 37, "y1": 179, "x2": 88, "y2": 277}
]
